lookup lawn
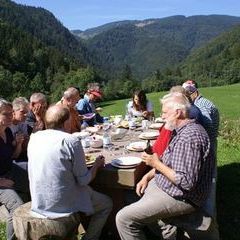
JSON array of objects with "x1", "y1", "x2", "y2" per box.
[
  {"x1": 100, "y1": 83, "x2": 240, "y2": 240},
  {"x1": 1, "y1": 84, "x2": 240, "y2": 240}
]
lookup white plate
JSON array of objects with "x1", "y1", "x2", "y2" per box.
[
  {"x1": 111, "y1": 161, "x2": 139, "y2": 169},
  {"x1": 149, "y1": 123, "x2": 163, "y2": 130},
  {"x1": 155, "y1": 117, "x2": 165, "y2": 123},
  {"x1": 86, "y1": 126, "x2": 99, "y2": 133},
  {"x1": 72, "y1": 131, "x2": 91, "y2": 139},
  {"x1": 139, "y1": 131, "x2": 159, "y2": 140},
  {"x1": 111, "y1": 156, "x2": 142, "y2": 167},
  {"x1": 82, "y1": 113, "x2": 96, "y2": 120},
  {"x1": 126, "y1": 141, "x2": 146, "y2": 152}
]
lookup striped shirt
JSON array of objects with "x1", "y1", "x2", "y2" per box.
[
  {"x1": 155, "y1": 121, "x2": 213, "y2": 207},
  {"x1": 194, "y1": 95, "x2": 219, "y2": 144}
]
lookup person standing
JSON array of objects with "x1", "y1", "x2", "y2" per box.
[{"x1": 182, "y1": 80, "x2": 219, "y2": 217}]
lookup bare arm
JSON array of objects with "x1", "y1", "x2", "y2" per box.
[
  {"x1": 136, "y1": 168, "x2": 155, "y2": 196},
  {"x1": 141, "y1": 152, "x2": 176, "y2": 184}
]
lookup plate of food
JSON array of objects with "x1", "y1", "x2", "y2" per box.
[
  {"x1": 155, "y1": 117, "x2": 165, "y2": 123},
  {"x1": 139, "y1": 131, "x2": 159, "y2": 140},
  {"x1": 72, "y1": 131, "x2": 91, "y2": 139},
  {"x1": 111, "y1": 156, "x2": 142, "y2": 168},
  {"x1": 149, "y1": 122, "x2": 164, "y2": 130},
  {"x1": 126, "y1": 141, "x2": 147, "y2": 152},
  {"x1": 85, "y1": 126, "x2": 100, "y2": 134},
  {"x1": 85, "y1": 154, "x2": 96, "y2": 166}
]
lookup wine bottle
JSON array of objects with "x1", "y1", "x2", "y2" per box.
[{"x1": 144, "y1": 140, "x2": 153, "y2": 155}]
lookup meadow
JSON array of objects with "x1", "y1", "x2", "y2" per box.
[
  {"x1": 101, "y1": 83, "x2": 240, "y2": 240},
  {"x1": 1, "y1": 84, "x2": 240, "y2": 240}
]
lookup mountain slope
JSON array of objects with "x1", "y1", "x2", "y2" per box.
[
  {"x1": 0, "y1": 0, "x2": 90, "y2": 65},
  {"x1": 83, "y1": 15, "x2": 240, "y2": 79},
  {"x1": 181, "y1": 25, "x2": 240, "y2": 86}
]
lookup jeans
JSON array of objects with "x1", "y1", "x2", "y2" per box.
[
  {"x1": 115, "y1": 179, "x2": 195, "y2": 240},
  {"x1": 82, "y1": 188, "x2": 113, "y2": 240},
  {"x1": 0, "y1": 189, "x2": 23, "y2": 240}
]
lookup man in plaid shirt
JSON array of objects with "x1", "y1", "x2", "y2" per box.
[{"x1": 116, "y1": 93, "x2": 216, "y2": 240}]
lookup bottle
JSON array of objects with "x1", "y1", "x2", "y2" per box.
[
  {"x1": 103, "y1": 130, "x2": 111, "y2": 149},
  {"x1": 144, "y1": 140, "x2": 153, "y2": 155}
]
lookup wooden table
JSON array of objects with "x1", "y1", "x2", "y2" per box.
[{"x1": 84, "y1": 128, "x2": 154, "y2": 239}]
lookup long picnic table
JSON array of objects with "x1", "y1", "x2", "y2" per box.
[{"x1": 83, "y1": 127, "x2": 156, "y2": 238}]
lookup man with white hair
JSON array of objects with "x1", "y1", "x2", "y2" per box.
[
  {"x1": 25, "y1": 92, "x2": 47, "y2": 132},
  {"x1": 116, "y1": 93, "x2": 214, "y2": 240}
]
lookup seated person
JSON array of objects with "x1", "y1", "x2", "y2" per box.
[
  {"x1": 116, "y1": 93, "x2": 215, "y2": 240},
  {"x1": 76, "y1": 89, "x2": 103, "y2": 127},
  {"x1": 10, "y1": 97, "x2": 31, "y2": 162},
  {"x1": 169, "y1": 85, "x2": 202, "y2": 123},
  {"x1": 0, "y1": 98, "x2": 29, "y2": 240},
  {"x1": 27, "y1": 105, "x2": 112, "y2": 239},
  {"x1": 57, "y1": 87, "x2": 81, "y2": 133},
  {"x1": 127, "y1": 90, "x2": 154, "y2": 120},
  {"x1": 0, "y1": 178, "x2": 23, "y2": 240},
  {"x1": 25, "y1": 92, "x2": 47, "y2": 132}
]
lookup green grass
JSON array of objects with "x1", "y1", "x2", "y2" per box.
[
  {"x1": 101, "y1": 83, "x2": 240, "y2": 120},
  {"x1": 100, "y1": 83, "x2": 240, "y2": 240}
]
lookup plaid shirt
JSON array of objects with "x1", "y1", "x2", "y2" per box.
[{"x1": 155, "y1": 121, "x2": 213, "y2": 207}]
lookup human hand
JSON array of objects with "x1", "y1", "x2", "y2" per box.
[
  {"x1": 0, "y1": 178, "x2": 14, "y2": 188},
  {"x1": 15, "y1": 133, "x2": 25, "y2": 145},
  {"x1": 94, "y1": 155, "x2": 105, "y2": 168},
  {"x1": 32, "y1": 103, "x2": 46, "y2": 120},
  {"x1": 142, "y1": 111, "x2": 148, "y2": 118},
  {"x1": 141, "y1": 152, "x2": 159, "y2": 168},
  {"x1": 136, "y1": 177, "x2": 149, "y2": 197}
]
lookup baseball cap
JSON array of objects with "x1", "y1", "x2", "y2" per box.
[
  {"x1": 89, "y1": 90, "x2": 102, "y2": 98},
  {"x1": 182, "y1": 80, "x2": 198, "y2": 94}
]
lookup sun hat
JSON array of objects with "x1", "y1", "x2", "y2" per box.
[
  {"x1": 182, "y1": 80, "x2": 198, "y2": 94},
  {"x1": 89, "y1": 90, "x2": 102, "y2": 98}
]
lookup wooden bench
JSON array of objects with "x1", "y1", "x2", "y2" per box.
[
  {"x1": 13, "y1": 202, "x2": 85, "y2": 240},
  {"x1": 0, "y1": 204, "x2": 9, "y2": 223}
]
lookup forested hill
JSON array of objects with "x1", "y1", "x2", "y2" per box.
[
  {"x1": 0, "y1": 0, "x2": 90, "y2": 65},
  {"x1": 78, "y1": 15, "x2": 240, "y2": 80},
  {"x1": 181, "y1": 25, "x2": 240, "y2": 87}
]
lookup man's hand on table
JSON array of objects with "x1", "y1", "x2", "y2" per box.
[{"x1": 94, "y1": 155, "x2": 105, "y2": 168}]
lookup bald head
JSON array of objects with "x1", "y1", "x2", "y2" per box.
[{"x1": 45, "y1": 105, "x2": 70, "y2": 130}]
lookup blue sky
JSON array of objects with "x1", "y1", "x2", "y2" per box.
[{"x1": 13, "y1": 0, "x2": 240, "y2": 30}]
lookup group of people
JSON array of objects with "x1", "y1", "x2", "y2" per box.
[
  {"x1": 0, "y1": 86, "x2": 107, "y2": 240},
  {"x1": 0, "y1": 79, "x2": 219, "y2": 240}
]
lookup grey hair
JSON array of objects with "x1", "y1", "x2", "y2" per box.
[
  {"x1": 0, "y1": 98, "x2": 12, "y2": 112},
  {"x1": 63, "y1": 87, "x2": 79, "y2": 99},
  {"x1": 160, "y1": 92, "x2": 191, "y2": 117},
  {"x1": 30, "y1": 93, "x2": 46, "y2": 103},
  {"x1": 12, "y1": 97, "x2": 29, "y2": 111}
]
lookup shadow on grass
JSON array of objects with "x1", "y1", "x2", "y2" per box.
[{"x1": 217, "y1": 162, "x2": 240, "y2": 240}]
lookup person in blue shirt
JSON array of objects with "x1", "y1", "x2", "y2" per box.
[{"x1": 76, "y1": 89, "x2": 103, "y2": 127}]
